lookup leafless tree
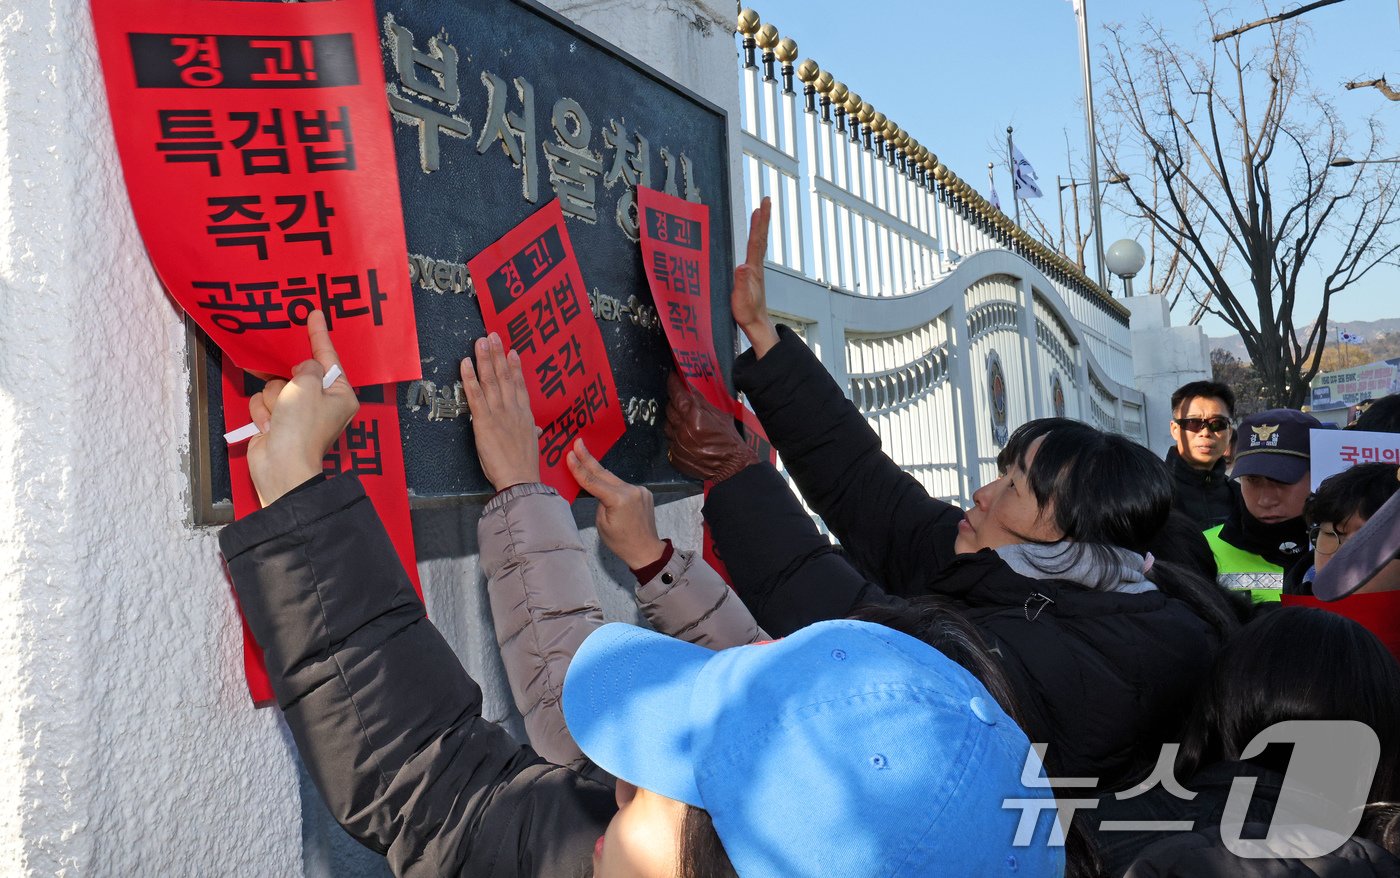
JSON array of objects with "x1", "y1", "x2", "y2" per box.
[{"x1": 1098, "y1": 3, "x2": 1400, "y2": 407}]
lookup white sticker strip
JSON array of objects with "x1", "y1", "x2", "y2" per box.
[
  {"x1": 224, "y1": 364, "x2": 346, "y2": 445},
  {"x1": 223, "y1": 421, "x2": 261, "y2": 444}
]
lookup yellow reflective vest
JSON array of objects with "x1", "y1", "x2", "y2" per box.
[{"x1": 1204, "y1": 524, "x2": 1283, "y2": 603}]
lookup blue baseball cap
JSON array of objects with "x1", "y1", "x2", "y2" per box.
[{"x1": 562, "y1": 619, "x2": 1064, "y2": 877}]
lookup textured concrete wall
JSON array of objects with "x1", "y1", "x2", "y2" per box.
[
  {"x1": 0, "y1": 0, "x2": 737, "y2": 875},
  {"x1": 0, "y1": 2, "x2": 304, "y2": 875}
]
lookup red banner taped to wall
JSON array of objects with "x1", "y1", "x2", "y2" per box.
[
  {"x1": 92, "y1": 0, "x2": 420, "y2": 385},
  {"x1": 468, "y1": 200, "x2": 626, "y2": 503},
  {"x1": 637, "y1": 186, "x2": 730, "y2": 412}
]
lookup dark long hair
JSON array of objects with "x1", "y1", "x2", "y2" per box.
[
  {"x1": 1174, "y1": 607, "x2": 1400, "y2": 803},
  {"x1": 678, "y1": 805, "x2": 737, "y2": 878},
  {"x1": 997, "y1": 419, "x2": 1238, "y2": 639}
]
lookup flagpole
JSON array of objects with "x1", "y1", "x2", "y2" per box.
[
  {"x1": 1007, "y1": 126, "x2": 1021, "y2": 226},
  {"x1": 1074, "y1": 0, "x2": 1108, "y2": 289}
]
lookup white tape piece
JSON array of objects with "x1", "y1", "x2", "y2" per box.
[
  {"x1": 224, "y1": 364, "x2": 346, "y2": 445},
  {"x1": 223, "y1": 422, "x2": 262, "y2": 445}
]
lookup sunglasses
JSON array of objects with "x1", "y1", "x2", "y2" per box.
[{"x1": 1174, "y1": 416, "x2": 1232, "y2": 435}]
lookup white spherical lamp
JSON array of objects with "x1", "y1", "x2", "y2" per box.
[
  {"x1": 1104, "y1": 238, "x2": 1147, "y2": 296},
  {"x1": 1105, "y1": 238, "x2": 1146, "y2": 278}
]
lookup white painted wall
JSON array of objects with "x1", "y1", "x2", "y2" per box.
[{"x1": 0, "y1": 0, "x2": 736, "y2": 875}]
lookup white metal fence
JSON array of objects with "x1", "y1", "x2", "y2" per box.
[{"x1": 736, "y1": 24, "x2": 1144, "y2": 506}]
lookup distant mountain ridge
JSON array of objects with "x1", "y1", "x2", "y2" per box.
[{"x1": 1208, "y1": 318, "x2": 1400, "y2": 361}]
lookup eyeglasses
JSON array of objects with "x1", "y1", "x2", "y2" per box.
[
  {"x1": 1308, "y1": 525, "x2": 1351, "y2": 556},
  {"x1": 1174, "y1": 417, "x2": 1232, "y2": 435}
]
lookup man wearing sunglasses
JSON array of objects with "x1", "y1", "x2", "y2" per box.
[
  {"x1": 1165, "y1": 381, "x2": 1239, "y2": 528},
  {"x1": 1205, "y1": 408, "x2": 1321, "y2": 603}
]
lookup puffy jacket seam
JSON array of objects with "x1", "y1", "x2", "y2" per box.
[
  {"x1": 303, "y1": 513, "x2": 394, "y2": 792},
  {"x1": 501, "y1": 503, "x2": 567, "y2": 724}
]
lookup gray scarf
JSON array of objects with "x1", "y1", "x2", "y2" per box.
[{"x1": 993, "y1": 542, "x2": 1158, "y2": 594}]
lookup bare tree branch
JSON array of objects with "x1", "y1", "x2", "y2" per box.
[
  {"x1": 1212, "y1": 0, "x2": 1346, "y2": 42},
  {"x1": 1344, "y1": 77, "x2": 1400, "y2": 101}
]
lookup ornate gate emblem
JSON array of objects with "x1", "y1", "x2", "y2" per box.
[
  {"x1": 1051, "y1": 372, "x2": 1066, "y2": 419},
  {"x1": 987, "y1": 350, "x2": 1009, "y2": 446}
]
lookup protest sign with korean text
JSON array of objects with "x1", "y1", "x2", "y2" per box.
[
  {"x1": 93, "y1": 0, "x2": 420, "y2": 385},
  {"x1": 468, "y1": 200, "x2": 626, "y2": 502},
  {"x1": 1310, "y1": 429, "x2": 1400, "y2": 491},
  {"x1": 638, "y1": 186, "x2": 730, "y2": 410}
]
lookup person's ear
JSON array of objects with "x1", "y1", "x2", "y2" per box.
[{"x1": 1169, "y1": 419, "x2": 1181, "y2": 444}]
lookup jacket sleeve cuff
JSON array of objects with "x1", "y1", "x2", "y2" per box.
[
  {"x1": 483, "y1": 482, "x2": 560, "y2": 516},
  {"x1": 630, "y1": 540, "x2": 675, "y2": 584},
  {"x1": 218, "y1": 473, "x2": 365, "y2": 562}
]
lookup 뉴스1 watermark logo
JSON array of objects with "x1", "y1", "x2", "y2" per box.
[{"x1": 1003, "y1": 720, "x2": 1381, "y2": 858}]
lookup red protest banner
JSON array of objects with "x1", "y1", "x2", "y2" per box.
[
  {"x1": 637, "y1": 186, "x2": 729, "y2": 411},
  {"x1": 1282, "y1": 592, "x2": 1400, "y2": 664},
  {"x1": 223, "y1": 366, "x2": 423, "y2": 704},
  {"x1": 468, "y1": 200, "x2": 626, "y2": 503},
  {"x1": 92, "y1": 0, "x2": 420, "y2": 386}
]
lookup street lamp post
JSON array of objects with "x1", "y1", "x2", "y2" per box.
[
  {"x1": 1331, "y1": 156, "x2": 1400, "y2": 167},
  {"x1": 1057, "y1": 173, "x2": 1129, "y2": 269}
]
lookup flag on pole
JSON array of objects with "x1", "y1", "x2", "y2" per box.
[
  {"x1": 1012, "y1": 145, "x2": 1043, "y2": 199},
  {"x1": 990, "y1": 184, "x2": 1001, "y2": 210},
  {"x1": 1340, "y1": 330, "x2": 1365, "y2": 344}
]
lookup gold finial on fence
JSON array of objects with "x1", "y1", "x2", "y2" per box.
[
  {"x1": 858, "y1": 102, "x2": 875, "y2": 124},
  {"x1": 756, "y1": 23, "x2": 780, "y2": 49},
  {"x1": 776, "y1": 37, "x2": 799, "y2": 63},
  {"x1": 933, "y1": 162, "x2": 948, "y2": 181},
  {"x1": 737, "y1": 8, "x2": 761, "y2": 35},
  {"x1": 871, "y1": 111, "x2": 887, "y2": 133},
  {"x1": 797, "y1": 58, "x2": 820, "y2": 83},
  {"x1": 815, "y1": 70, "x2": 835, "y2": 93}
]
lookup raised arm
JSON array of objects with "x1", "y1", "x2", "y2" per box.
[
  {"x1": 226, "y1": 315, "x2": 612, "y2": 878},
  {"x1": 463, "y1": 334, "x2": 605, "y2": 770},
  {"x1": 673, "y1": 198, "x2": 964, "y2": 594},
  {"x1": 566, "y1": 438, "x2": 767, "y2": 648}
]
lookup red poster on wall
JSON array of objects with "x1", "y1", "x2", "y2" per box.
[
  {"x1": 637, "y1": 186, "x2": 729, "y2": 411},
  {"x1": 468, "y1": 200, "x2": 626, "y2": 503},
  {"x1": 92, "y1": 0, "x2": 420, "y2": 386},
  {"x1": 222, "y1": 366, "x2": 423, "y2": 704}
]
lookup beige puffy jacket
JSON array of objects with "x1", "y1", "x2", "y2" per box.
[{"x1": 479, "y1": 483, "x2": 767, "y2": 767}]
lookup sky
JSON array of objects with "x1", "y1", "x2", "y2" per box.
[{"x1": 739, "y1": 0, "x2": 1399, "y2": 339}]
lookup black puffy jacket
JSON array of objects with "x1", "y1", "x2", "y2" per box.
[
  {"x1": 706, "y1": 326, "x2": 1221, "y2": 789},
  {"x1": 220, "y1": 475, "x2": 614, "y2": 878}
]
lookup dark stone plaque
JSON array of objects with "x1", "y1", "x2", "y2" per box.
[{"x1": 194, "y1": 0, "x2": 734, "y2": 521}]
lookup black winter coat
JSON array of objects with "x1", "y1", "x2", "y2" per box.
[
  {"x1": 220, "y1": 475, "x2": 614, "y2": 878},
  {"x1": 707, "y1": 326, "x2": 1221, "y2": 789},
  {"x1": 1163, "y1": 447, "x2": 1239, "y2": 530},
  {"x1": 1094, "y1": 761, "x2": 1400, "y2": 877}
]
